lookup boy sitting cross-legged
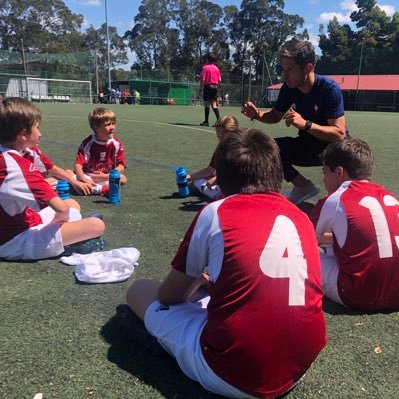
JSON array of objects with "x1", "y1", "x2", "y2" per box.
[
  {"x1": 310, "y1": 138, "x2": 399, "y2": 311},
  {"x1": 0, "y1": 97, "x2": 105, "y2": 260},
  {"x1": 70, "y1": 107, "x2": 127, "y2": 196},
  {"x1": 127, "y1": 128, "x2": 326, "y2": 398}
]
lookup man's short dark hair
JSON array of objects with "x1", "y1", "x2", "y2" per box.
[
  {"x1": 321, "y1": 138, "x2": 374, "y2": 180},
  {"x1": 215, "y1": 128, "x2": 283, "y2": 196},
  {"x1": 279, "y1": 39, "x2": 315, "y2": 67},
  {"x1": 0, "y1": 97, "x2": 42, "y2": 143}
]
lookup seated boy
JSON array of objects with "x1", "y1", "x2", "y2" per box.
[
  {"x1": 23, "y1": 145, "x2": 93, "y2": 195},
  {"x1": 127, "y1": 128, "x2": 326, "y2": 398},
  {"x1": 310, "y1": 138, "x2": 399, "y2": 311},
  {"x1": 0, "y1": 97, "x2": 105, "y2": 260},
  {"x1": 71, "y1": 108, "x2": 127, "y2": 196},
  {"x1": 187, "y1": 115, "x2": 238, "y2": 200}
]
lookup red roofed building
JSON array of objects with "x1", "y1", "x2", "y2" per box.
[{"x1": 267, "y1": 75, "x2": 399, "y2": 112}]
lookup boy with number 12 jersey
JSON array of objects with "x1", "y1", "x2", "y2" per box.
[{"x1": 310, "y1": 138, "x2": 399, "y2": 311}]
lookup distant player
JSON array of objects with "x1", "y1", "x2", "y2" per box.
[
  {"x1": 127, "y1": 128, "x2": 326, "y2": 398},
  {"x1": 198, "y1": 54, "x2": 222, "y2": 127},
  {"x1": 310, "y1": 138, "x2": 399, "y2": 311},
  {"x1": 72, "y1": 108, "x2": 127, "y2": 196},
  {"x1": 187, "y1": 115, "x2": 239, "y2": 200}
]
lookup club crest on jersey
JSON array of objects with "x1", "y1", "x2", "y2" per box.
[
  {"x1": 155, "y1": 304, "x2": 169, "y2": 312},
  {"x1": 100, "y1": 152, "x2": 106, "y2": 161}
]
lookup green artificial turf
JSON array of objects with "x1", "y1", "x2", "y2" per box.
[{"x1": 1, "y1": 103, "x2": 399, "y2": 398}]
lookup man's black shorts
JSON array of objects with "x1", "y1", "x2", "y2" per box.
[{"x1": 203, "y1": 84, "x2": 219, "y2": 101}]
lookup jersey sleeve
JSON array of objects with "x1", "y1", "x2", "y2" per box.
[
  {"x1": 74, "y1": 142, "x2": 86, "y2": 166},
  {"x1": 325, "y1": 82, "x2": 345, "y2": 120},
  {"x1": 208, "y1": 152, "x2": 216, "y2": 168},
  {"x1": 39, "y1": 150, "x2": 55, "y2": 171},
  {"x1": 115, "y1": 140, "x2": 126, "y2": 168},
  {"x1": 171, "y1": 204, "x2": 217, "y2": 278}
]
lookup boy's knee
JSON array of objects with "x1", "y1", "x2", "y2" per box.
[
  {"x1": 65, "y1": 198, "x2": 81, "y2": 211},
  {"x1": 87, "y1": 217, "x2": 105, "y2": 236}
]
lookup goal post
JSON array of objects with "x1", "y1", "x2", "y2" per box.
[{"x1": 26, "y1": 77, "x2": 92, "y2": 103}]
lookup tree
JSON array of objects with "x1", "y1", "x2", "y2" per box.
[
  {"x1": 229, "y1": 0, "x2": 306, "y2": 84},
  {"x1": 318, "y1": 0, "x2": 399, "y2": 74},
  {"x1": 83, "y1": 24, "x2": 128, "y2": 90},
  {"x1": 0, "y1": 0, "x2": 84, "y2": 52},
  {"x1": 124, "y1": 0, "x2": 177, "y2": 72}
]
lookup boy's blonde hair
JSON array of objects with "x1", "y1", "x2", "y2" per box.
[
  {"x1": 215, "y1": 115, "x2": 239, "y2": 133},
  {"x1": 88, "y1": 108, "x2": 116, "y2": 131},
  {"x1": 0, "y1": 97, "x2": 41, "y2": 143}
]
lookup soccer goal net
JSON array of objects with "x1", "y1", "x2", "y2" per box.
[{"x1": 27, "y1": 77, "x2": 92, "y2": 103}]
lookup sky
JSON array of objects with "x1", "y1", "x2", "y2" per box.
[{"x1": 64, "y1": 0, "x2": 398, "y2": 67}]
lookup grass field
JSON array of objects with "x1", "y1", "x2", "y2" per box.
[{"x1": 1, "y1": 103, "x2": 399, "y2": 399}]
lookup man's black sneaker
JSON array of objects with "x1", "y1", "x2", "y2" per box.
[{"x1": 200, "y1": 121, "x2": 209, "y2": 126}]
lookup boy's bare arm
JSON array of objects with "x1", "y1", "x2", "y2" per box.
[
  {"x1": 48, "y1": 165, "x2": 92, "y2": 195},
  {"x1": 187, "y1": 166, "x2": 215, "y2": 182},
  {"x1": 74, "y1": 164, "x2": 93, "y2": 184},
  {"x1": 48, "y1": 196, "x2": 70, "y2": 223},
  {"x1": 157, "y1": 269, "x2": 198, "y2": 305},
  {"x1": 318, "y1": 232, "x2": 333, "y2": 246}
]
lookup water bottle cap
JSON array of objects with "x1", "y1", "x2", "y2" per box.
[{"x1": 176, "y1": 166, "x2": 186, "y2": 176}]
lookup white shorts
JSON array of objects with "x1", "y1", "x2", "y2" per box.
[
  {"x1": 320, "y1": 246, "x2": 345, "y2": 306},
  {"x1": 144, "y1": 297, "x2": 258, "y2": 399},
  {"x1": 0, "y1": 207, "x2": 81, "y2": 260},
  {"x1": 192, "y1": 178, "x2": 221, "y2": 200},
  {"x1": 73, "y1": 173, "x2": 108, "y2": 188}
]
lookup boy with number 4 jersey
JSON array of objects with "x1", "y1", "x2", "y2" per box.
[
  {"x1": 310, "y1": 138, "x2": 399, "y2": 311},
  {"x1": 127, "y1": 128, "x2": 326, "y2": 398}
]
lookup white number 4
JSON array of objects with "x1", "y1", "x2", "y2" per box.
[{"x1": 259, "y1": 215, "x2": 308, "y2": 306}]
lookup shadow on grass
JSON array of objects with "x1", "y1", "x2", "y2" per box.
[
  {"x1": 100, "y1": 304, "x2": 223, "y2": 399},
  {"x1": 179, "y1": 199, "x2": 208, "y2": 212},
  {"x1": 0, "y1": 258, "x2": 38, "y2": 264},
  {"x1": 322, "y1": 297, "x2": 398, "y2": 316},
  {"x1": 159, "y1": 193, "x2": 209, "y2": 212},
  {"x1": 168, "y1": 123, "x2": 210, "y2": 128}
]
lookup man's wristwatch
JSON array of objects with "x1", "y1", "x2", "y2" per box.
[{"x1": 304, "y1": 120, "x2": 313, "y2": 131}]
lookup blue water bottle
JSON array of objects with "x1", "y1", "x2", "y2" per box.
[
  {"x1": 56, "y1": 179, "x2": 70, "y2": 200},
  {"x1": 176, "y1": 166, "x2": 189, "y2": 198},
  {"x1": 109, "y1": 169, "x2": 121, "y2": 204}
]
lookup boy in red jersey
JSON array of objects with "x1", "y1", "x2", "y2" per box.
[
  {"x1": 72, "y1": 108, "x2": 127, "y2": 196},
  {"x1": 126, "y1": 128, "x2": 326, "y2": 398},
  {"x1": 23, "y1": 146, "x2": 92, "y2": 195},
  {"x1": 310, "y1": 138, "x2": 399, "y2": 311},
  {"x1": 0, "y1": 98, "x2": 105, "y2": 260}
]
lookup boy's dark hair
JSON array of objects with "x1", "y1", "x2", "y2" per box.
[
  {"x1": 321, "y1": 138, "x2": 374, "y2": 180},
  {"x1": 279, "y1": 38, "x2": 315, "y2": 67},
  {"x1": 88, "y1": 107, "x2": 116, "y2": 131},
  {"x1": 205, "y1": 53, "x2": 217, "y2": 64},
  {"x1": 0, "y1": 97, "x2": 41, "y2": 143},
  {"x1": 215, "y1": 128, "x2": 283, "y2": 196}
]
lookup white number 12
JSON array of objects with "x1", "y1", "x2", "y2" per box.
[
  {"x1": 359, "y1": 195, "x2": 399, "y2": 258},
  {"x1": 259, "y1": 215, "x2": 308, "y2": 306}
]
